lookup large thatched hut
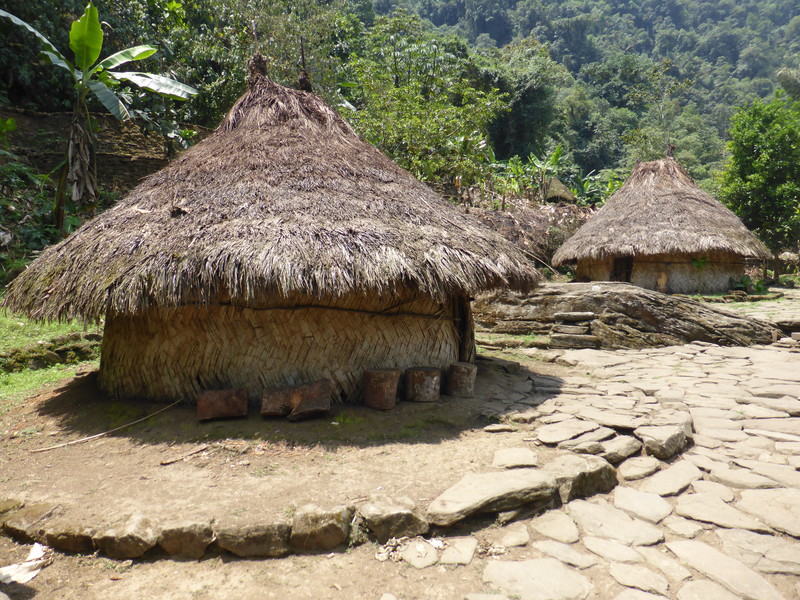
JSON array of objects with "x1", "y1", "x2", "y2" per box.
[
  {"x1": 552, "y1": 158, "x2": 770, "y2": 294},
  {"x1": 3, "y1": 58, "x2": 539, "y2": 403}
]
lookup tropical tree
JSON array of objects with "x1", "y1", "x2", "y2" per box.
[{"x1": 0, "y1": 2, "x2": 197, "y2": 232}]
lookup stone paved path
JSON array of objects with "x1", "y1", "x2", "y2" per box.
[{"x1": 470, "y1": 342, "x2": 800, "y2": 600}]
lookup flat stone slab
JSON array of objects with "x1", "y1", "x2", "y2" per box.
[
  {"x1": 427, "y1": 469, "x2": 558, "y2": 526},
  {"x1": 1, "y1": 502, "x2": 58, "y2": 543},
  {"x1": 359, "y1": 494, "x2": 429, "y2": 543},
  {"x1": 483, "y1": 557, "x2": 594, "y2": 600},
  {"x1": 401, "y1": 539, "x2": 439, "y2": 569},
  {"x1": 709, "y1": 465, "x2": 779, "y2": 489},
  {"x1": 636, "y1": 545, "x2": 692, "y2": 582},
  {"x1": 717, "y1": 528, "x2": 800, "y2": 575},
  {"x1": 738, "y1": 418, "x2": 800, "y2": 435},
  {"x1": 639, "y1": 460, "x2": 701, "y2": 496},
  {"x1": 662, "y1": 516, "x2": 703, "y2": 538},
  {"x1": 618, "y1": 457, "x2": 661, "y2": 481},
  {"x1": 540, "y1": 454, "x2": 617, "y2": 502},
  {"x1": 609, "y1": 562, "x2": 669, "y2": 596},
  {"x1": 675, "y1": 494, "x2": 770, "y2": 533},
  {"x1": 529, "y1": 510, "x2": 580, "y2": 544},
  {"x1": 215, "y1": 521, "x2": 291, "y2": 557},
  {"x1": 440, "y1": 536, "x2": 479, "y2": 565},
  {"x1": 676, "y1": 580, "x2": 740, "y2": 600},
  {"x1": 599, "y1": 436, "x2": 642, "y2": 464},
  {"x1": 492, "y1": 522, "x2": 530, "y2": 548},
  {"x1": 583, "y1": 536, "x2": 643, "y2": 563},
  {"x1": 666, "y1": 540, "x2": 785, "y2": 600},
  {"x1": 613, "y1": 486, "x2": 672, "y2": 524},
  {"x1": 492, "y1": 448, "x2": 540, "y2": 469},
  {"x1": 567, "y1": 499, "x2": 664, "y2": 546},
  {"x1": 614, "y1": 591, "x2": 668, "y2": 600},
  {"x1": 691, "y1": 480, "x2": 734, "y2": 502},
  {"x1": 736, "y1": 488, "x2": 800, "y2": 537},
  {"x1": 537, "y1": 420, "x2": 600, "y2": 445},
  {"x1": 531, "y1": 540, "x2": 597, "y2": 569}
]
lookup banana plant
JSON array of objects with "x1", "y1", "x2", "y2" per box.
[{"x1": 0, "y1": 3, "x2": 197, "y2": 232}]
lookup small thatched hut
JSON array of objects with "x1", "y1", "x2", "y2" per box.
[
  {"x1": 3, "y1": 57, "x2": 538, "y2": 403},
  {"x1": 552, "y1": 158, "x2": 770, "y2": 294}
]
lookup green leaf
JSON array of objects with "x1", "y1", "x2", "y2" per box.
[
  {"x1": 70, "y1": 2, "x2": 103, "y2": 72},
  {"x1": 107, "y1": 71, "x2": 197, "y2": 100},
  {"x1": 95, "y1": 45, "x2": 157, "y2": 73},
  {"x1": 87, "y1": 80, "x2": 129, "y2": 120},
  {"x1": 42, "y1": 51, "x2": 73, "y2": 74},
  {"x1": 0, "y1": 9, "x2": 69, "y2": 66}
]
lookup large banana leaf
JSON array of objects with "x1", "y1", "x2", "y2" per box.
[
  {"x1": 87, "y1": 80, "x2": 130, "y2": 120},
  {"x1": 108, "y1": 71, "x2": 197, "y2": 100},
  {"x1": 0, "y1": 9, "x2": 67, "y2": 64},
  {"x1": 69, "y1": 2, "x2": 103, "y2": 72},
  {"x1": 95, "y1": 45, "x2": 157, "y2": 73}
]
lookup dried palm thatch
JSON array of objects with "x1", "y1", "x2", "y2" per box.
[
  {"x1": 3, "y1": 56, "x2": 539, "y2": 402},
  {"x1": 553, "y1": 157, "x2": 771, "y2": 266}
]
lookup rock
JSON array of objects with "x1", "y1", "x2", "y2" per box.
[
  {"x1": 41, "y1": 518, "x2": 96, "y2": 554},
  {"x1": 440, "y1": 536, "x2": 479, "y2": 565},
  {"x1": 700, "y1": 429, "x2": 749, "y2": 442},
  {"x1": 540, "y1": 454, "x2": 617, "y2": 502},
  {"x1": 666, "y1": 540, "x2": 785, "y2": 600},
  {"x1": 1, "y1": 502, "x2": 58, "y2": 543},
  {"x1": 691, "y1": 480, "x2": 734, "y2": 502},
  {"x1": 529, "y1": 510, "x2": 580, "y2": 544},
  {"x1": 553, "y1": 311, "x2": 596, "y2": 322},
  {"x1": 737, "y1": 395, "x2": 800, "y2": 416},
  {"x1": 483, "y1": 557, "x2": 594, "y2": 600},
  {"x1": 290, "y1": 504, "x2": 353, "y2": 551},
  {"x1": 359, "y1": 494, "x2": 429, "y2": 543},
  {"x1": 94, "y1": 515, "x2": 159, "y2": 559},
  {"x1": 736, "y1": 488, "x2": 800, "y2": 537},
  {"x1": 583, "y1": 536, "x2": 644, "y2": 563},
  {"x1": 662, "y1": 516, "x2": 703, "y2": 538},
  {"x1": 675, "y1": 494, "x2": 770, "y2": 533},
  {"x1": 557, "y1": 427, "x2": 616, "y2": 450},
  {"x1": 738, "y1": 418, "x2": 800, "y2": 435},
  {"x1": 465, "y1": 595, "x2": 511, "y2": 600},
  {"x1": 633, "y1": 425, "x2": 687, "y2": 459},
  {"x1": 158, "y1": 521, "x2": 214, "y2": 559},
  {"x1": 599, "y1": 436, "x2": 643, "y2": 464},
  {"x1": 575, "y1": 407, "x2": 644, "y2": 430},
  {"x1": 492, "y1": 448, "x2": 540, "y2": 469},
  {"x1": 531, "y1": 540, "x2": 597, "y2": 569},
  {"x1": 473, "y1": 283, "x2": 779, "y2": 348},
  {"x1": 567, "y1": 499, "x2": 664, "y2": 546},
  {"x1": 635, "y1": 545, "x2": 692, "y2": 582},
  {"x1": 215, "y1": 521, "x2": 291, "y2": 557},
  {"x1": 717, "y1": 528, "x2": 800, "y2": 575},
  {"x1": 613, "y1": 486, "x2": 672, "y2": 523},
  {"x1": 734, "y1": 458, "x2": 800, "y2": 488},
  {"x1": 484, "y1": 424, "x2": 517, "y2": 433},
  {"x1": 708, "y1": 465, "x2": 778, "y2": 489},
  {"x1": 609, "y1": 562, "x2": 669, "y2": 596},
  {"x1": 427, "y1": 469, "x2": 558, "y2": 527},
  {"x1": 676, "y1": 580, "x2": 740, "y2": 600},
  {"x1": 639, "y1": 460, "x2": 701, "y2": 496},
  {"x1": 618, "y1": 457, "x2": 661, "y2": 481},
  {"x1": 550, "y1": 333, "x2": 600, "y2": 349},
  {"x1": 0, "y1": 498, "x2": 23, "y2": 517},
  {"x1": 400, "y1": 539, "x2": 439, "y2": 569},
  {"x1": 537, "y1": 420, "x2": 600, "y2": 445},
  {"x1": 492, "y1": 522, "x2": 530, "y2": 548},
  {"x1": 613, "y1": 591, "x2": 667, "y2": 600}
]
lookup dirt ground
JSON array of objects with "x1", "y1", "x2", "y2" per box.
[{"x1": 0, "y1": 353, "x2": 578, "y2": 600}]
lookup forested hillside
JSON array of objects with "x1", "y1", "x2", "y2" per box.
[{"x1": 1, "y1": 0, "x2": 799, "y2": 261}]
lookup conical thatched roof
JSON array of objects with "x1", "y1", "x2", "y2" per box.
[
  {"x1": 552, "y1": 158, "x2": 771, "y2": 265},
  {"x1": 3, "y1": 59, "x2": 539, "y2": 322}
]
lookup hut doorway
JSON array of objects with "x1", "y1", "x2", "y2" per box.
[{"x1": 611, "y1": 256, "x2": 633, "y2": 282}]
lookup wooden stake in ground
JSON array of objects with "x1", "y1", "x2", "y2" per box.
[
  {"x1": 404, "y1": 367, "x2": 441, "y2": 403},
  {"x1": 363, "y1": 369, "x2": 402, "y2": 410}
]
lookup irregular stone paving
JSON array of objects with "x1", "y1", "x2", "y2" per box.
[{"x1": 3, "y1": 342, "x2": 800, "y2": 600}]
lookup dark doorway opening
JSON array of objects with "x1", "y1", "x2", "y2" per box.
[{"x1": 611, "y1": 256, "x2": 633, "y2": 282}]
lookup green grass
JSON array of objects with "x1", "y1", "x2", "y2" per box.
[
  {"x1": 0, "y1": 309, "x2": 100, "y2": 353},
  {"x1": 0, "y1": 360, "x2": 98, "y2": 416}
]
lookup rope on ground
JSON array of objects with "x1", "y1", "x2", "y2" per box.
[{"x1": 29, "y1": 400, "x2": 182, "y2": 453}]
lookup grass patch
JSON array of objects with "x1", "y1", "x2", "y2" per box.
[
  {"x1": 0, "y1": 361, "x2": 98, "y2": 414},
  {"x1": 0, "y1": 309, "x2": 100, "y2": 353}
]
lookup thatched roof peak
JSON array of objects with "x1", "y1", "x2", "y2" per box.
[
  {"x1": 4, "y1": 68, "x2": 538, "y2": 322},
  {"x1": 552, "y1": 157, "x2": 771, "y2": 266}
]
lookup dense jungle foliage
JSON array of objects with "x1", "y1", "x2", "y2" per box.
[{"x1": 0, "y1": 0, "x2": 799, "y2": 268}]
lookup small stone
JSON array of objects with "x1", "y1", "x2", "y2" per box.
[
  {"x1": 675, "y1": 494, "x2": 770, "y2": 533},
  {"x1": 531, "y1": 540, "x2": 597, "y2": 569},
  {"x1": 662, "y1": 516, "x2": 703, "y2": 538},
  {"x1": 540, "y1": 454, "x2": 617, "y2": 503},
  {"x1": 359, "y1": 494, "x2": 429, "y2": 543},
  {"x1": 599, "y1": 436, "x2": 643, "y2": 464},
  {"x1": 440, "y1": 536, "x2": 479, "y2": 565},
  {"x1": 158, "y1": 521, "x2": 214, "y2": 559},
  {"x1": 633, "y1": 425, "x2": 687, "y2": 459},
  {"x1": 635, "y1": 545, "x2": 691, "y2": 582},
  {"x1": 691, "y1": 480, "x2": 734, "y2": 502},
  {"x1": 609, "y1": 562, "x2": 669, "y2": 596},
  {"x1": 583, "y1": 536, "x2": 643, "y2": 563},
  {"x1": 618, "y1": 457, "x2": 661, "y2": 481},
  {"x1": 290, "y1": 504, "x2": 353, "y2": 551},
  {"x1": 613, "y1": 486, "x2": 672, "y2": 523},
  {"x1": 483, "y1": 557, "x2": 594, "y2": 600},
  {"x1": 94, "y1": 515, "x2": 159, "y2": 559},
  {"x1": 676, "y1": 580, "x2": 740, "y2": 600},
  {"x1": 484, "y1": 424, "x2": 517, "y2": 433},
  {"x1": 667, "y1": 540, "x2": 784, "y2": 600},
  {"x1": 529, "y1": 510, "x2": 580, "y2": 544},
  {"x1": 427, "y1": 469, "x2": 558, "y2": 527},
  {"x1": 215, "y1": 521, "x2": 291, "y2": 557},
  {"x1": 567, "y1": 499, "x2": 663, "y2": 546},
  {"x1": 401, "y1": 539, "x2": 439, "y2": 569},
  {"x1": 492, "y1": 522, "x2": 529, "y2": 548},
  {"x1": 41, "y1": 518, "x2": 96, "y2": 554},
  {"x1": 639, "y1": 460, "x2": 701, "y2": 496},
  {"x1": 492, "y1": 448, "x2": 540, "y2": 469}
]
